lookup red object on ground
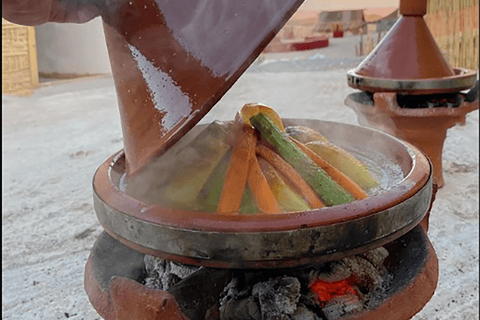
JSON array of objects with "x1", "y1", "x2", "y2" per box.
[
  {"x1": 292, "y1": 36, "x2": 329, "y2": 51},
  {"x1": 333, "y1": 31, "x2": 344, "y2": 38}
]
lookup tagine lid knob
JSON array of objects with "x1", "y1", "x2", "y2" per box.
[{"x1": 399, "y1": 0, "x2": 427, "y2": 16}]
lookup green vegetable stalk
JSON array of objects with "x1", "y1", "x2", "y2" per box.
[{"x1": 250, "y1": 113, "x2": 355, "y2": 206}]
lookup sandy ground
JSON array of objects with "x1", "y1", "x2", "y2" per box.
[{"x1": 2, "y1": 36, "x2": 478, "y2": 319}]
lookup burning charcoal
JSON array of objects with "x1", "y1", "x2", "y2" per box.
[
  {"x1": 144, "y1": 255, "x2": 167, "y2": 290},
  {"x1": 165, "y1": 273, "x2": 182, "y2": 289},
  {"x1": 220, "y1": 277, "x2": 238, "y2": 306},
  {"x1": 396, "y1": 92, "x2": 465, "y2": 109},
  {"x1": 219, "y1": 296, "x2": 261, "y2": 320},
  {"x1": 300, "y1": 291, "x2": 323, "y2": 311},
  {"x1": 363, "y1": 271, "x2": 393, "y2": 310},
  {"x1": 321, "y1": 294, "x2": 363, "y2": 320},
  {"x1": 220, "y1": 277, "x2": 241, "y2": 306},
  {"x1": 341, "y1": 256, "x2": 383, "y2": 292},
  {"x1": 169, "y1": 261, "x2": 201, "y2": 279},
  {"x1": 205, "y1": 303, "x2": 221, "y2": 320},
  {"x1": 310, "y1": 261, "x2": 351, "y2": 283},
  {"x1": 214, "y1": 250, "x2": 392, "y2": 320},
  {"x1": 252, "y1": 276, "x2": 301, "y2": 320},
  {"x1": 143, "y1": 255, "x2": 200, "y2": 290},
  {"x1": 357, "y1": 247, "x2": 389, "y2": 270},
  {"x1": 144, "y1": 254, "x2": 166, "y2": 275},
  {"x1": 291, "y1": 303, "x2": 321, "y2": 320},
  {"x1": 302, "y1": 262, "x2": 356, "y2": 313},
  {"x1": 144, "y1": 275, "x2": 164, "y2": 290}
]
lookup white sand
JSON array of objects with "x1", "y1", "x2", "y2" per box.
[{"x1": 2, "y1": 45, "x2": 478, "y2": 319}]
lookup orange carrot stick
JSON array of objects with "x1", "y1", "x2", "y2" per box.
[
  {"x1": 247, "y1": 154, "x2": 282, "y2": 214},
  {"x1": 290, "y1": 137, "x2": 368, "y2": 200},
  {"x1": 217, "y1": 116, "x2": 257, "y2": 214},
  {"x1": 256, "y1": 145, "x2": 325, "y2": 208}
]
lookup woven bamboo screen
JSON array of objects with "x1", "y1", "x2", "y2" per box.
[
  {"x1": 425, "y1": 0, "x2": 479, "y2": 71},
  {"x1": 2, "y1": 19, "x2": 39, "y2": 95}
]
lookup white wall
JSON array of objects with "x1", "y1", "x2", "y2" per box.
[
  {"x1": 298, "y1": 0, "x2": 399, "y2": 11},
  {"x1": 35, "y1": 17, "x2": 112, "y2": 75}
]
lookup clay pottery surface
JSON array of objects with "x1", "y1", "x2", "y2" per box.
[
  {"x1": 346, "y1": 0, "x2": 476, "y2": 95},
  {"x1": 92, "y1": 119, "x2": 432, "y2": 269},
  {"x1": 85, "y1": 225, "x2": 438, "y2": 320},
  {"x1": 99, "y1": 0, "x2": 305, "y2": 176},
  {"x1": 353, "y1": 16, "x2": 454, "y2": 81},
  {"x1": 345, "y1": 92, "x2": 479, "y2": 188}
]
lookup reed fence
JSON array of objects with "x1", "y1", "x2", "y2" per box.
[
  {"x1": 2, "y1": 19, "x2": 39, "y2": 95},
  {"x1": 425, "y1": 0, "x2": 479, "y2": 71}
]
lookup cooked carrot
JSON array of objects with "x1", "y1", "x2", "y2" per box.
[
  {"x1": 217, "y1": 115, "x2": 257, "y2": 214},
  {"x1": 256, "y1": 145, "x2": 324, "y2": 208},
  {"x1": 247, "y1": 154, "x2": 282, "y2": 214},
  {"x1": 290, "y1": 137, "x2": 368, "y2": 200},
  {"x1": 250, "y1": 113, "x2": 354, "y2": 206}
]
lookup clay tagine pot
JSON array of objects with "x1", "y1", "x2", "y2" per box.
[
  {"x1": 345, "y1": 0, "x2": 478, "y2": 187},
  {"x1": 92, "y1": 119, "x2": 433, "y2": 269},
  {"x1": 347, "y1": 0, "x2": 476, "y2": 95}
]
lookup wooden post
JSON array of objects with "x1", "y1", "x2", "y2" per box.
[{"x1": 27, "y1": 26, "x2": 39, "y2": 89}]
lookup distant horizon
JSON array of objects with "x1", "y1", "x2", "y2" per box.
[{"x1": 298, "y1": 0, "x2": 399, "y2": 11}]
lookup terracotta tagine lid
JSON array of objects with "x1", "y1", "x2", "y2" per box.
[{"x1": 100, "y1": 0, "x2": 305, "y2": 177}]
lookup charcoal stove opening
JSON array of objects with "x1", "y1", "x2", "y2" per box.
[
  {"x1": 112, "y1": 225, "x2": 431, "y2": 320},
  {"x1": 345, "y1": 87, "x2": 478, "y2": 110},
  {"x1": 86, "y1": 223, "x2": 436, "y2": 320},
  {"x1": 143, "y1": 247, "x2": 392, "y2": 320},
  {"x1": 396, "y1": 93, "x2": 465, "y2": 109}
]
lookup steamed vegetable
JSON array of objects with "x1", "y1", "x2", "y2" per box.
[
  {"x1": 217, "y1": 115, "x2": 257, "y2": 215},
  {"x1": 240, "y1": 103, "x2": 286, "y2": 132},
  {"x1": 160, "y1": 103, "x2": 380, "y2": 214},
  {"x1": 239, "y1": 186, "x2": 259, "y2": 215},
  {"x1": 163, "y1": 121, "x2": 231, "y2": 207},
  {"x1": 247, "y1": 153, "x2": 282, "y2": 214},
  {"x1": 258, "y1": 158, "x2": 311, "y2": 212},
  {"x1": 198, "y1": 151, "x2": 231, "y2": 212},
  {"x1": 256, "y1": 144, "x2": 324, "y2": 208},
  {"x1": 292, "y1": 138, "x2": 368, "y2": 201},
  {"x1": 285, "y1": 125, "x2": 328, "y2": 143},
  {"x1": 305, "y1": 141, "x2": 378, "y2": 189},
  {"x1": 250, "y1": 113, "x2": 355, "y2": 206}
]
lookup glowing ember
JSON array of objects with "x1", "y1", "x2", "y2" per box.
[{"x1": 310, "y1": 276, "x2": 359, "y2": 306}]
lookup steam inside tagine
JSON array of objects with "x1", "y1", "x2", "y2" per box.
[{"x1": 134, "y1": 104, "x2": 380, "y2": 214}]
